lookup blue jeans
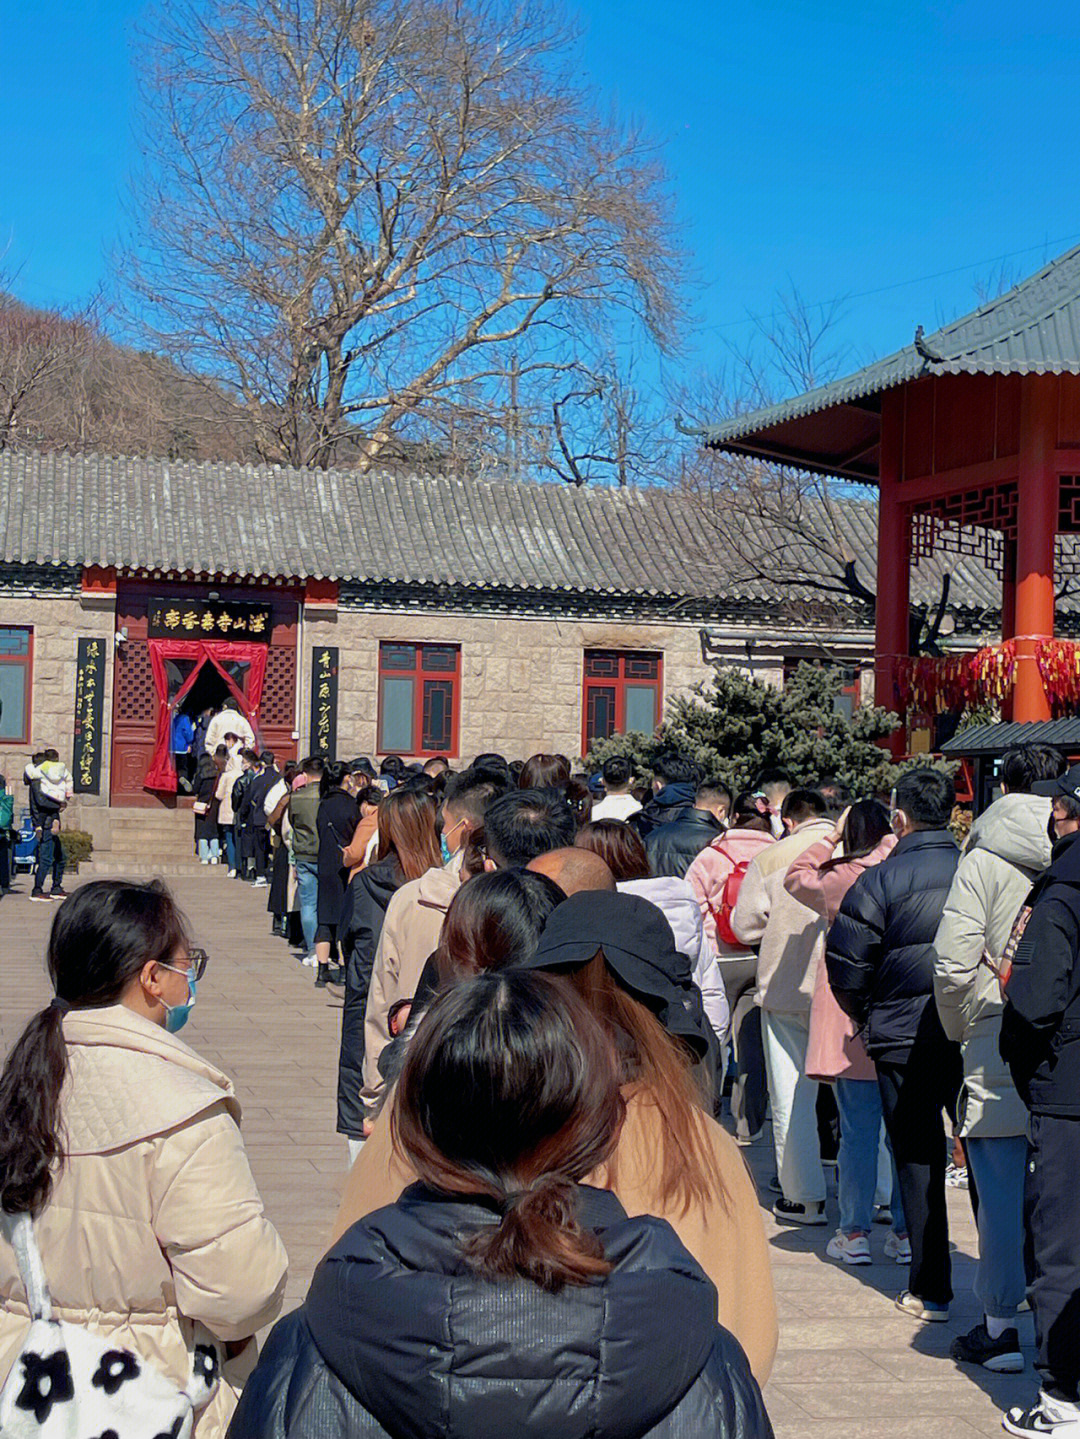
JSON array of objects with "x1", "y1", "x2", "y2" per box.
[
  {"x1": 295, "y1": 859, "x2": 318, "y2": 953},
  {"x1": 197, "y1": 837, "x2": 220, "y2": 861},
  {"x1": 966, "y1": 1133, "x2": 1028, "y2": 1320},
  {"x1": 835, "y1": 1076, "x2": 906, "y2": 1236},
  {"x1": 34, "y1": 831, "x2": 64, "y2": 894},
  {"x1": 221, "y1": 825, "x2": 237, "y2": 872}
]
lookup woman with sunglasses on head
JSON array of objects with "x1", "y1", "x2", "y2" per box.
[
  {"x1": 0, "y1": 881, "x2": 288, "y2": 1438},
  {"x1": 231, "y1": 971, "x2": 772, "y2": 1439}
]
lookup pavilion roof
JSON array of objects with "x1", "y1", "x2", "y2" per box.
[{"x1": 695, "y1": 244, "x2": 1080, "y2": 482}]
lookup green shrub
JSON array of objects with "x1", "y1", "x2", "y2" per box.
[
  {"x1": 59, "y1": 829, "x2": 94, "y2": 868},
  {"x1": 584, "y1": 661, "x2": 948, "y2": 798}
]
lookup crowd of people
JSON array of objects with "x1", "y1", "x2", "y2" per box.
[{"x1": 2, "y1": 735, "x2": 1080, "y2": 1437}]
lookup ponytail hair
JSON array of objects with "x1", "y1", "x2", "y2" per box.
[
  {"x1": 392, "y1": 971, "x2": 624, "y2": 1292},
  {"x1": 0, "y1": 880, "x2": 191, "y2": 1217}
]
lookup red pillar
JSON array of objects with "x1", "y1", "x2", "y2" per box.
[
  {"x1": 1000, "y1": 538, "x2": 1017, "y2": 721},
  {"x1": 874, "y1": 391, "x2": 909, "y2": 756},
  {"x1": 1014, "y1": 376, "x2": 1059, "y2": 722}
]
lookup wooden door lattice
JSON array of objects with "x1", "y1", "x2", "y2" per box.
[
  {"x1": 260, "y1": 646, "x2": 296, "y2": 728},
  {"x1": 113, "y1": 640, "x2": 155, "y2": 722}
]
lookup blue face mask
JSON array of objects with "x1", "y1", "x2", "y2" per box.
[
  {"x1": 159, "y1": 967, "x2": 197, "y2": 1033},
  {"x1": 439, "y1": 835, "x2": 454, "y2": 865}
]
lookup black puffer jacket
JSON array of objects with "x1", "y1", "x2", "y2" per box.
[
  {"x1": 227, "y1": 1185, "x2": 772, "y2": 1439},
  {"x1": 337, "y1": 854, "x2": 407, "y2": 1139},
  {"x1": 826, "y1": 829, "x2": 959, "y2": 1062},
  {"x1": 646, "y1": 808, "x2": 725, "y2": 879},
  {"x1": 1001, "y1": 829, "x2": 1080, "y2": 1117},
  {"x1": 630, "y1": 782, "x2": 698, "y2": 841}
]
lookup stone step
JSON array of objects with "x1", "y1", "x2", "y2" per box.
[{"x1": 81, "y1": 858, "x2": 227, "y2": 878}]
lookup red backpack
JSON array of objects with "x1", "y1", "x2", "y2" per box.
[{"x1": 708, "y1": 845, "x2": 751, "y2": 949}]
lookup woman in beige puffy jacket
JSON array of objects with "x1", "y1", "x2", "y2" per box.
[{"x1": 0, "y1": 880, "x2": 288, "y2": 1438}]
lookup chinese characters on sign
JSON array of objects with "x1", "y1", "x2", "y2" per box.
[
  {"x1": 309, "y1": 647, "x2": 339, "y2": 758},
  {"x1": 147, "y1": 598, "x2": 274, "y2": 642},
  {"x1": 73, "y1": 638, "x2": 105, "y2": 794}
]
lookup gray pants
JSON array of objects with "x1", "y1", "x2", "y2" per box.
[{"x1": 721, "y1": 956, "x2": 767, "y2": 1140}]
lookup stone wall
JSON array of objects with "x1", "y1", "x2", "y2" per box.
[
  {"x1": 300, "y1": 605, "x2": 878, "y2": 762},
  {"x1": 0, "y1": 585, "x2": 116, "y2": 831}
]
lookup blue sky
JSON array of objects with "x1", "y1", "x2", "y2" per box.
[{"x1": 4, "y1": 0, "x2": 1080, "y2": 406}]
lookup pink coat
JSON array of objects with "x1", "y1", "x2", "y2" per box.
[
  {"x1": 685, "y1": 827, "x2": 776, "y2": 958},
  {"x1": 783, "y1": 834, "x2": 896, "y2": 1081}
]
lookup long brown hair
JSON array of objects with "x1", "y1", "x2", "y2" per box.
[
  {"x1": 0, "y1": 881, "x2": 191, "y2": 1216},
  {"x1": 376, "y1": 787, "x2": 441, "y2": 879},
  {"x1": 434, "y1": 869, "x2": 566, "y2": 985},
  {"x1": 575, "y1": 819, "x2": 650, "y2": 880},
  {"x1": 392, "y1": 971, "x2": 624, "y2": 1292},
  {"x1": 567, "y1": 953, "x2": 727, "y2": 1216}
]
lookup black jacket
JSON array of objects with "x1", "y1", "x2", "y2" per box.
[
  {"x1": 826, "y1": 828, "x2": 959, "y2": 1063},
  {"x1": 245, "y1": 766, "x2": 281, "y2": 829},
  {"x1": 646, "y1": 809, "x2": 725, "y2": 879},
  {"x1": 336, "y1": 854, "x2": 406, "y2": 1139},
  {"x1": 227, "y1": 1185, "x2": 772, "y2": 1439},
  {"x1": 26, "y1": 777, "x2": 61, "y2": 831},
  {"x1": 1001, "y1": 830, "x2": 1080, "y2": 1117},
  {"x1": 631, "y1": 782, "x2": 698, "y2": 842}
]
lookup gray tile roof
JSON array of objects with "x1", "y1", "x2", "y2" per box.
[
  {"x1": 939, "y1": 717, "x2": 1080, "y2": 756},
  {"x1": 0, "y1": 447, "x2": 1052, "y2": 617},
  {"x1": 697, "y1": 243, "x2": 1080, "y2": 474}
]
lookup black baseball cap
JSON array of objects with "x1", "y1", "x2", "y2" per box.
[{"x1": 1033, "y1": 762, "x2": 1080, "y2": 800}]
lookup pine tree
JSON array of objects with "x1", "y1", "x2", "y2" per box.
[{"x1": 585, "y1": 661, "x2": 907, "y2": 796}]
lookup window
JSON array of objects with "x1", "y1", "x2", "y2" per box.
[
  {"x1": 378, "y1": 643, "x2": 461, "y2": 756},
  {"x1": 582, "y1": 650, "x2": 662, "y2": 750},
  {"x1": 0, "y1": 627, "x2": 32, "y2": 743}
]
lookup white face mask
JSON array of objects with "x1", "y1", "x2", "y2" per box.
[{"x1": 769, "y1": 811, "x2": 785, "y2": 839}]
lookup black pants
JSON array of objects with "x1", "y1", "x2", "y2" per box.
[
  {"x1": 252, "y1": 826, "x2": 271, "y2": 881},
  {"x1": 721, "y1": 957, "x2": 768, "y2": 1139},
  {"x1": 877, "y1": 1041, "x2": 963, "y2": 1306},
  {"x1": 239, "y1": 823, "x2": 256, "y2": 877},
  {"x1": 1027, "y1": 1112, "x2": 1080, "y2": 1402},
  {"x1": 33, "y1": 831, "x2": 64, "y2": 895}
]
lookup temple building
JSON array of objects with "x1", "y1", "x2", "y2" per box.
[
  {"x1": 700, "y1": 242, "x2": 1080, "y2": 750},
  {"x1": 0, "y1": 446, "x2": 1029, "y2": 861}
]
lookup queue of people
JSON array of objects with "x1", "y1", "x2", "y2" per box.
[{"x1": 6, "y1": 737, "x2": 1080, "y2": 1437}]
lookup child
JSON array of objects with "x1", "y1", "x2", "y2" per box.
[{"x1": 24, "y1": 748, "x2": 74, "y2": 805}]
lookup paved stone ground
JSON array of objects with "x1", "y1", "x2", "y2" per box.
[{"x1": 0, "y1": 867, "x2": 1034, "y2": 1438}]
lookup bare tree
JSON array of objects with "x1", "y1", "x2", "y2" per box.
[
  {"x1": 674, "y1": 288, "x2": 952, "y2": 647},
  {"x1": 0, "y1": 285, "x2": 100, "y2": 452},
  {"x1": 123, "y1": 0, "x2": 683, "y2": 473}
]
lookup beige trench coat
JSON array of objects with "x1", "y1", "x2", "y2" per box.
[{"x1": 0, "y1": 1005, "x2": 288, "y2": 1438}]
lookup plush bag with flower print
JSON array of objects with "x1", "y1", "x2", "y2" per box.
[{"x1": 0, "y1": 1213, "x2": 220, "y2": 1439}]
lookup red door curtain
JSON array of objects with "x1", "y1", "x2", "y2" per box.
[{"x1": 144, "y1": 640, "x2": 268, "y2": 793}]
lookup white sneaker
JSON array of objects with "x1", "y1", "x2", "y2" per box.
[
  {"x1": 884, "y1": 1232, "x2": 912, "y2": 1264},
  {"x1": 253, "y1": 877, "x2": 269, "y2": 888},
  {"x1": 227, "y1": 869, "x2": 237, "y2": 878},
  {"x1": 200, "y1": 858, "x2": 210, "y2": 865},
  {"x1": 1004, "y1": 1392, "x2": 1080, "y2": 1437},
  {"x1": 300, "y1": 953, "x2": 319, "y2": 968},
  {"x1": 826, "y1": 1230, "x2": 872, "y2": 1266}
]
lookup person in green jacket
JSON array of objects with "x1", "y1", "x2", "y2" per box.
[{"x1": 0, "y1": 775, "x2": 14, "y2": 892}]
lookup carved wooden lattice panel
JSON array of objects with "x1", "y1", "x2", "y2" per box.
[
  {"x1": 909, "y1": 483, "x2": 1017, "y2": 575},
  {"x1": 260, "y1": 646, "x2": 296, "y2": 728},
  {"x1": 113, "y1": 640, "x2": 155, "y2": 723}
]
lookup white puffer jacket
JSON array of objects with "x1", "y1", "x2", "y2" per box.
[
  {"x1": 618, "y1": 877, "x2": 730, "y2": 1044},
  {"x1": 933, "y1": 791, "x2": 1051, "y2": 1137}
]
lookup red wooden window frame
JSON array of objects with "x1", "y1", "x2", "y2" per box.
[
  {"x1": 581, "y1": 649, "x2": 663, "y2": 752},
  {"x1": 0, "y1": 626, "x2": 33, "y2": 745},
  {"x1": 378, "y1": 642, "x2": 461, "y2": 758}
]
